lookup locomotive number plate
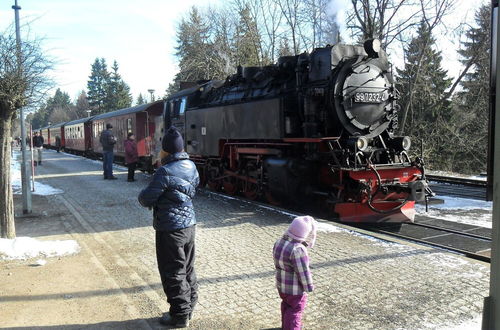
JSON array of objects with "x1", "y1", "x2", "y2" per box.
[{"x1": 354, "y1": 92, "x2": 385, "y2": 103}]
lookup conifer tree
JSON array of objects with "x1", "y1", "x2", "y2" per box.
[
  {"x1": 106, "y1": 60, "x2": 132, "y2": 111},
  {"x1": 175, "y1": 7, "x2": 229, "y2": 83},
  {"x1": 447, "y1": 4, "x2": 490, "y2": 173},
  {"x1": 75, "y1": 91, "x2": 90, "y2": 118},
  {"x1": 396, "y1": 21, "x2": 452, "y2": 169},
  {"x1": 87, "y1": 58, "x2": 109, "y2": 114},
  {"x1": 233, "y1": 6, "x2": 261, "y2": 66},
  {"x1": 136, "y1": 93, "x2": 146, "y2": 105},
  {"x1": 30, "y1": 89, "x2": 74, "y2": 128}
]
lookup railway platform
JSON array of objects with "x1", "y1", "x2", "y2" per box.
[{"x1": 1, "y1": 149, "x2": 490, "y2": 329}]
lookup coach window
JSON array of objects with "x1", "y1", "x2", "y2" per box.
[{"x1": 127, "y1": 118, "x2": 132, "y2": 134}]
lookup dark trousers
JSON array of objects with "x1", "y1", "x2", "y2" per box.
[
  {"x1": 156, "y1": 226, "x2": 198, "y2": 317},
  {"x1": 103, "y1": 151, "x2": 114, "y2": 178},
  {"x1": 127, "y1": 162, "x2": 137, "y2": 180}
]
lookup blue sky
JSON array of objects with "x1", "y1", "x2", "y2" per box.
[
  {"x1": 1, "y1": 0, "x2": 221, "y2": 102},
  {"x1": 0, "y1": 0, "x2": 486, "y2": 105}
]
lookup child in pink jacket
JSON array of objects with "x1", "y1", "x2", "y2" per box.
[{"x1": 273, "y1": 216, "x2": 317, "y2": 330}]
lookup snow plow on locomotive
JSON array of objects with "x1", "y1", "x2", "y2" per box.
[{"x1": 163, "y1": 39, "x2": 432, "y2": 223}]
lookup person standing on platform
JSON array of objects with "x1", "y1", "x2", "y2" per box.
[
  {"x1": 124, "y1": 133, "x2": 138, "y2": 182},
  {"x1": 273, "y1": 216, "x2": 317, "y2": 330},
  {"x1": 99, "y1": 123, "x2": 117, "y2": 180},
  {"x1": 55, "y1": 135, "x2": 61, "y2": 153},
  {"x1": 32, "y1": 131, "x2": 44, "y2": 166},
  {"x1": 138, "y1": 126, "x2": 200, "y2": 328}
]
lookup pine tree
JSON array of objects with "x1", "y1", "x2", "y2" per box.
[
  {"x1": 75, "y1": 91, "x2": 90, "y2": 118},
  {"x1": 175, "y1": 7, "x2": 229, "y2": 83},
  {"x1": 448, "y1": 4, "x2": 490, "y2": 173},
  {"x1": 233, "y1": 6, "x2": 261, "y2": 66},
  {"x1": 30, "y1": 89, "x2": 75, "y2": 127},
  {"x1": 87, "y1": 58, "x2": 109, "y2": 114},
  {"x1": 396, "y1": 21, "x2": 452, "y2": 170},
  {"x1": 136, "y1": 93, "x2": 146, "y2": 105},
  {"x1": 105, "y1": 60, "x2": 132, "y2": 111},
  {"x1": 47, "y1": 89, "x2": 75, "y2": 123}
]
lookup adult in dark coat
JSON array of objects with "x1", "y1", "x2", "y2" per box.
[
  {"x1": 99, "y1": 123, "x2": 117, "y2": 179},
  {"x1": 124, "y1": 133, "x2": 138, "y2": 182},
  {"x1": 138, "y1": 126, "x2": 199, "y2": 328},
  {"x1": 32, "y1": 132, "x2": 44, "y2": 165},
  {"x1": 55, "y1": 135, "x2": 61, "y2": 153}
]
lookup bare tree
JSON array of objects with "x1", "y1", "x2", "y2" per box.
[
  {"x1": 276, "y1": 0, "x2": 303, "y2": 54},
  {"x1": 0, "y1": 28, "x2": 52, "y2": 238},
  {"x1": 346, "y1": 0, "x2": 423, "y2": 47}
]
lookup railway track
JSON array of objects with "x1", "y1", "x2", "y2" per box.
[
  {"x1": 426, "y1": 174, "x2": 487, "y2": 200},
  {"x1": 354, "y1": 218, "x2": 491, "y2": 263},
  {"x1": 206, "y1": 189, "x2": 493, "y2": 263}
]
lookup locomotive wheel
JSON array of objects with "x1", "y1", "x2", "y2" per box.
[
  {"x1": 208, "y1": 179, "x2": 222, "y2": 192},
  {"x1": 265, "y1": 191, "x2": 281, "y2": 206},
  {"x1": 223, "y1": 177, "x2": 239, "y2": 195},
  {"x1": 243, "y1": 181, "x2": 259, "y2": 200},
  {"x1": 199, "y1": 171, "x2": 208, "y2": 188}
]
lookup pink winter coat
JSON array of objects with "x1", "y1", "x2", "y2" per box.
[{"x1": 124, "y1": 139, "x2": 138, "y2": 164}]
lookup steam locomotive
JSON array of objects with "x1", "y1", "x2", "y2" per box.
[
  {"x1": 38, "y1": 39, "x2": 430, "y2": 223},
  {"x1": 164, "y1": 39, "x2": 431, "y2": 222}
]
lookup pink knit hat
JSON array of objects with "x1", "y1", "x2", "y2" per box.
[{"x1": 286, "y1": 216, "x2": 317, "y2": 248}]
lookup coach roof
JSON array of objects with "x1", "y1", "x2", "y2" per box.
[
  {"x1": 48, "y1": 122, "x2": 66, "y2": 128},
  {"x1": 64, "y1": 117, "x2": 93, "y2": 127},
  {"x1": 91, "y1": 100, "x2": 163, "y2": 121}
]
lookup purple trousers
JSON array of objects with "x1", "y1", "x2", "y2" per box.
[{"x1": 279, "y1": 292, "x2": 307, "y2": 330}]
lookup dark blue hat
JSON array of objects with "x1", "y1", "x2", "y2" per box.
[{"x1": 162, "y1": 126, "x2": 184, "y2": 154}]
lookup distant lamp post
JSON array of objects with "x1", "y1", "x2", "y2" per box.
[
  {"x1": 86, "y1": 110, "x2": 91, "y2": 118},
  {"x1": 147, "y1": 89, "x2": 155, "y2": 102}
]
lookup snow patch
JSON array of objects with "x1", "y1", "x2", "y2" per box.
[
  {"x1": 0, "y1": 237, "x2": 80, "y2": 260},
  {"x1": 418, "y1": 196, "x2": 492, "y2": 211},
  {"x1": 316, "y1": 222, "x2": 344, "y2": 233},
  {"x1": 416, "y1": 196, "x2": 492, "y2": 228},
  {"x1": 10, "y1": 152, "x2": 63, "y2": 195}
]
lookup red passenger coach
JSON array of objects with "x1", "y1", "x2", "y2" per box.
[
  {"x1": 90, "y1": 101, "x2": 163, "y2": 171},
  {"x1": 48, "y1": 123, "x2": 65, "y2": 150},
  {"x1": 39, "y1": 126, "x2": 50, "y2": 146},
  {"x1": 64, "y1": 117, "x2": 93, "y2": 154}
]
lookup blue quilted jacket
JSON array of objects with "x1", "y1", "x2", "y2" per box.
[{"x1": 138, "y1": 152, "x2": 199, "y2": 231}]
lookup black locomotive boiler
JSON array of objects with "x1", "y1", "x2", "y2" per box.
[{"x1": 163, "y1": 40, "x2": 431, "y2": 222}]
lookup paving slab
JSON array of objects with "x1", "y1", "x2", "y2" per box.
[{"x1": 1, "y1": 149, "x2": 490, "y2": 329}]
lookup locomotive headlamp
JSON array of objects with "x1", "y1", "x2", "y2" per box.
[
  {"x1": 348, "y1": 136, "x2": 369, "y2": 151},
  {"x1": 363, "y1": 39, "x2": 381, "y2": 58},
  {"x1": 356, "y1": 136, "x2": 369, "y2": 151},
  {"x1": 389, "y1": 136, "x2": 411, "y2": 151}
]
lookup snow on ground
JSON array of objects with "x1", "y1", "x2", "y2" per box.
[
  {"x1": 428, "y1": 170, "x2": 486, "y2": 181},
  {"x1": 416, "y1": 196, "x2": 492, "y2": 228},
  {"x1": 0, "y1": 237, "x2": 80, "y2": 260},
  {"x1": 10, "y1": 151, "x2": 63, "y2": 195}
]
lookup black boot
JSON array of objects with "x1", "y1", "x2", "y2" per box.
[{"x1": 159, "y1": 313, "x2": 189, "y2": 328}]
